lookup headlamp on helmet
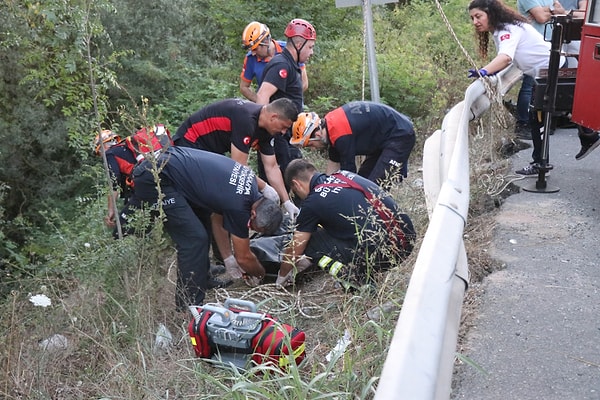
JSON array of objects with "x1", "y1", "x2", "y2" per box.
[{"x1": 290, "y1": 112, "x2": 320, "y2": 147}]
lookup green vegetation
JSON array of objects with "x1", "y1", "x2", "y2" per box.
[{"x1": 0, "y1": 0, "x2": 513, "y2": 398}]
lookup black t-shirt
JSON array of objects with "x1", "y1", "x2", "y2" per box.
[
  {"x1": 173, "y1": 98, "x2": 275, "y2": 156},
  {"x1": 259, "y1": 48, "x2": 303, "y2": 113}
]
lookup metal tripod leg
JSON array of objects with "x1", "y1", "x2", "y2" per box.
[
  {"x1": 522, "y1": 15, "x2": 569, "y2": 194},
  {"x1": 523, "y1": 111, "x2": 559, "y2": 193}
]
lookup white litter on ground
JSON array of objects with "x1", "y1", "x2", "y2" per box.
[
  {"x1": 39, "y1": 334, "x2": 68, "y2": 351},
  {"x1": 326, "y1": 329, "x2": 352, "y2": 362},
  {"x1": 154, "y1": 323, "x2": 173, "y2": 352},
  {"x1": 29, "y1": 294, "x2": 51, "y2": 307}
]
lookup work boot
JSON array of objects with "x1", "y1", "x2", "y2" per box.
[
  {"x1": 209, "y1": 264, "x2": 226, "y2": 277},
  {"x1": 207, "y1": 276, "x2": 233, "y2": 289},
  {"x1": 575, "y1": 129, "x2": 600, "y2": 160}
]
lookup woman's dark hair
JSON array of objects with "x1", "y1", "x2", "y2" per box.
[{"x1": 468, "y1": 0, "x2": 528, "y2": 59}]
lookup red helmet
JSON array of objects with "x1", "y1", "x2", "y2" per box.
[{"x1": 284, "y1": 19, "x2": 316, "y2": 40}]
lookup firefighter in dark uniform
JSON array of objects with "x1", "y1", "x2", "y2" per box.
[
  {"x1": 94, "y1": 129, "x2": 141, "y2": 239},
  {"x1": 290, "y1": 101, "x2": 416, "y2": 188},
  {"x1": 255, "y1": 18, "x2": 316, "y2": 184},
  {"x1": 276, "y1": 159, "x2": 416, "y2": 289},
  {"x1": 132, "y1": 146, "x2": 283, "y2": 309},
  {"x1": 173, "y1": 97, "x2": 299, "y2": 215},
  {"x1": 173, "y1": 98, "x2": 299, "y2": 279}
]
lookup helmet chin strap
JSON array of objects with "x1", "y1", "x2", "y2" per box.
[
  {"x1": 318, "y1": 120, "x2": 328, "y2": 144},
  {"x1": 292, "y1": 38, "x2": 308, "y2": 63}
]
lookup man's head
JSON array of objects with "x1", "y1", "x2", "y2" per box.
[
  {"x1": 284, "y1": 159, "x2": 317, "y2": 200},
  {"x1": 290, "y1": 112, "x2": 326, "y2": 149},
  {"x1": 94, "y1": 129, "x2": 121, "y2": 155},
  {"x1": 284, "y1": 18, "x2": 316, "y2": 64},
  {"x1": 250, "y1": 197, "x2": 283, "y2": 235},
  {"x1": 260, "y1": 98, "x2": 299, "y2": 135},
  {"x1": 242, "y1": 21, "x2": 271, "y2": 53}
]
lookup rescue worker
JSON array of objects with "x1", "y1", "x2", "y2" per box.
[
  {"x1": 255, "y1": 18, "x2": 316, "y2": 183},
  {"x1": 173, "y1": 98, "x2": 300, "y2": 279},
  {"x1": 276, "y1": 159, "x2": 416, "y2": 290},
  {"x1": 173, "y1": 98, "x2": 298, "y2": 214},
  {"x1": 94, "y1": 129, "x2": 140, "y2": 239},
  {"x1": 132, "y1": 146, "x2": 283, "y2": 309},
  {"x1": 239, "y1": 21, "x2": 308, "y2": 102},
  {"x1": 290, "y1": 101, "x2": 416, "y2": 188}
]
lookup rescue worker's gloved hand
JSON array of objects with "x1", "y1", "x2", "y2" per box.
[
  {"x1": 224, "y1": 255, "x2": 244, "y2": 279},
  {"x1": 243, "y1": 274, "x2": 262, "y2": 287},
  {"x1": 283, "y1": 200, "x2": 300, "y2": 219},
  {"x1": 275, "y1": 270, "x2": 293, "y2": 287},
  {"x1": 261, "y1": 184, "x2": 279, "y2": 203},
  {"x1": 275, "y1": 255, "x2": 312, "y2": 288},
  {"x1": 467, "y1": 68, "x2": 490, "y2": 78},
  {"x1": 296, "y1": 255, "x2": 313, "y2": 272}
]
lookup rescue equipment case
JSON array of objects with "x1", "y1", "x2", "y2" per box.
[{"x1": 188, "y1": 298, "x2": 306, "y2": 371}]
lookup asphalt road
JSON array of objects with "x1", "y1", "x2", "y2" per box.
[{"x1": 452, "y1": 127, "x2": 600, "y2": 399}]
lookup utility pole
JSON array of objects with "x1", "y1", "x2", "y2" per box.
[{"x1": 335, "y1": 0, "x2": 398, "y2": 103}]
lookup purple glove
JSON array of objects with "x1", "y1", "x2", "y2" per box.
[{"x1": 468, "y1": 68, "x2": 489, "y2": 78}]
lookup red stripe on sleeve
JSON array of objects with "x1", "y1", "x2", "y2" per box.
[{"x1": 185, "y1": 117, "x2": 232, "y2": 141}]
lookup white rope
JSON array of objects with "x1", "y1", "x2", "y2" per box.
[
  {"x1": 434, "y1": 0, "x2": 516, "y2": 198},
  {"x1": 433, "y1": 0, "x2": 500, "y2": 105},
  {"x1": 434, "y1": 0, "x2": 479, "y2": 70},
  {"x1": 212, "y1": 282, "x2": 345, "y2": 319}
]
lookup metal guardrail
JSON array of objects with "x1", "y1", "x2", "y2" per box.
[{"x1": 374, "y1": 66, "x2": 523, "y2": 400}]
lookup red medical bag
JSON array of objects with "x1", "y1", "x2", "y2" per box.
[{"x1": 188, "y1": 298, "x2": 305, "y2": 370}]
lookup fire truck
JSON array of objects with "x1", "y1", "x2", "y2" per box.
[
  {"x1": 522, "y1": 0, "x2": 599, "y2": 193},
  {"x1": 533, "y1": 0, "x2": 599, "y2": 129},
  {"x1": 572, "y1": 0, "x2": 600, "y2": 130}
]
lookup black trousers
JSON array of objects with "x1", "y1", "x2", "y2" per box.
[{"x1": 134, "y1": 169, "x2": 211, "y2": 309}]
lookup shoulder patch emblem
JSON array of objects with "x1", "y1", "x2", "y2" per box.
[
  {"x1": 243, "y1": 136, "x2": 251, "y2": 146},
  {"x1": 279, "y1": 69, "x2": 288, "y2": 79},
  {"x1": 500, "y1": 33, "x2": 510, "y2": 41}
]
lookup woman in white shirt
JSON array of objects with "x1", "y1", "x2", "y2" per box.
[{"x1": 468, "y1": 0, "x2": 597, "y2": 175}]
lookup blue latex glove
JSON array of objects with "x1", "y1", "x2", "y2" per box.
[{"x1": 468, "y1": 68, "x2": 489, "y2": 78}]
